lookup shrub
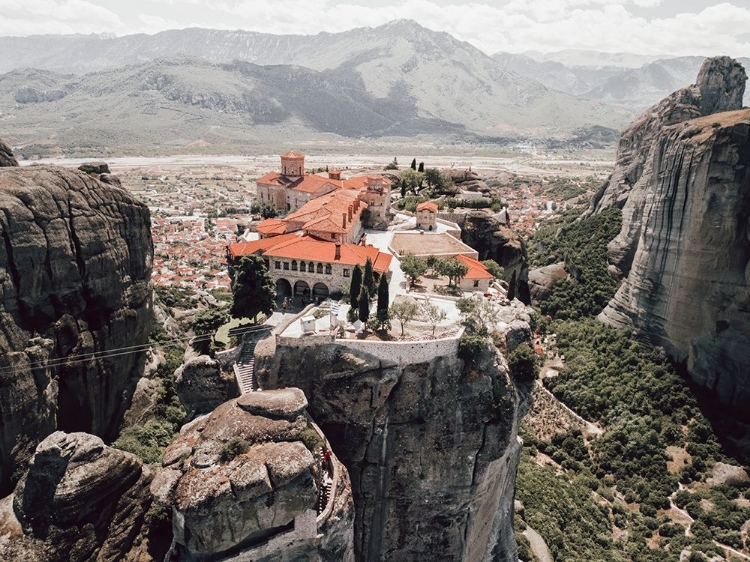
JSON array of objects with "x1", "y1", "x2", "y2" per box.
[
  {"x1": 219, "y1": 436, "x2": 249, "y2": 462},
  {"x1": 507, "y1": 343, "x2": 539, "y2": 381}
]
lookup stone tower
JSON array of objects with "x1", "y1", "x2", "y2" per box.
[{"x1": 280, "y1": 151, "x2": 305, "y2": 177}]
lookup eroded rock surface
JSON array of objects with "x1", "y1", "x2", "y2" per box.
[
  {"x1": 256, "y1": 311, "x2": 533, "y2": 562},
  {"x1": 160, "y1": 388, "x2": 354, "y2": 561},
  {"x1": 0, "y1": 164, "x2": 153, "y2": 494},
  {"x1": 174, "y1": 355, "x2": 237, "y2": 416},
  {"x1": 591, "y1": 57, "x2": 750, "y2": 405},
  {"x1": 0, "y1": 431, "x2": 155, "y2": 562},
  {"x1": 528, "y1": 262, "x2": 567, "y2": 305},
  {"x1": 0, "y1": 139, "x2": 18, "y2": 167}
]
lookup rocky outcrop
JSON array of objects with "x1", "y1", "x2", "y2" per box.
[
  {"x1": 174, "y1": 355, "x2": 237, "y2": 416},
  {"x1": 592, "y1": 57, "x2": 750, "y2": 406},
  {"x1": 445, "y1": 210, "x2": 530, "y2": 303},
  {"x1": 159, "y1": 388, "x2": 354, "y2": 561},
  {"x1": 0, "y1": 165, "x2": 153, "y2": 495},
  {"x1": 14, "y1": 87, "x2": 68, "y2": 104},
  {"x1": 0, "y1": 139, "x2": 18, "y2": 167},
  {"x1": 528, "y1": 262, "x2": 567, "y2": 305},
  {"x1": 256, "y1": 312, "x2": 533, "y2": 562},
  {"x1": 0, "y1": 431, "x2": 156, "y2": 562}
]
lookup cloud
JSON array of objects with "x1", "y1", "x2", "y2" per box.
[
  {"x1": 0, "y1": 0, "x2": 748, "y2": 59},
  {"x1": 0, "y1": 0, "x2": 124, "y2": 35}
]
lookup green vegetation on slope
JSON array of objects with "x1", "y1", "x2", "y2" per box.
[
  {"x1": 529, "y1": 206, "x2": 621, "y2": 319},
  {"x1": 517, "y1": 208, "x2": 750, "y2": 561}
]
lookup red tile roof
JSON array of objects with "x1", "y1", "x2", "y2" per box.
[
  {"x1": 227, "y1": 233, "x2": 300, "y2": 259},
  {"x1": 417, "y1": 201, "x2": 439, "y2": 212},
  {"x1": 255, "y1": 218, "x2": 290, "y2": 236},
  {"x1": 455, "y1": 254, "x2": 494, "y2": 280},
  {"x1": 229, "y1": 235, "x2": 392, "y2": 273},
  {"x1": 280, "y1": 150, "x2": 305, "y2": 158}
]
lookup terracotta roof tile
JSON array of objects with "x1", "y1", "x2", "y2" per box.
[
  {"x1": 455, "y1": 254, "x2": 494, "y2": 280},
  {"x1": 417, "y1": 201, "x2": 439, "y2": 212}
]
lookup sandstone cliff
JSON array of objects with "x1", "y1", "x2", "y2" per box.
[
  {"x1": 592, "y1": 57, "x2": 750, "y2": 405},
  {"x1": 158, "y1": 388, "x2": 354, "y2": 561},
  {"x1": 0, "y1": 164, "x2": 153, "y2": 495},
  {"x1": 0, "y1": 431, "x2": 157, "y2": 561},
  {"x1": 256, "y1": 316, "x2": 532, "y2": 562}
]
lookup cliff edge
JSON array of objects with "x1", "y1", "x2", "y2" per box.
[
  {"x1": 592, "y1": 57, "x2": 750, "y2": 406},
  {"x1": 0, "y1": 161, "x2": 154, "y2": 495}
]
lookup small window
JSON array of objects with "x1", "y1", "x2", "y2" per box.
[
  {"x1": 331, "y1": 233, "x2": 335, "y2": 239},
  {"x1": 283, "y1": 262, "x2": 289, "y2": 270},
  {"x1": 473, "y1": 280, "x2": 479, "y2": 287},
  {"x1": 325, "y1": 264, "x2": 332, "y2": 275},
  {"x1": 317, "y1": 263, "x2": 323, "y2": 274},
  {"x1": 291, "y1": 260, "x2": 298, "y2": 271},
  {"x1": 299, "y1": 262, "x2": 306, "y2": 272},
  {"x1": 308, "y1": 262, "x2": 314, "y2": 272},
  {"x1": 343, "y1": 269, "x2": 350, "y2": 277},
  {"x1": 275, "y1": 261, "x2": 281, "y2": 269}
]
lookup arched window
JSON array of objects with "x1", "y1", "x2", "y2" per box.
[
  {"x1": 308, "y1": 262, "x2": 314, "y2": 272},
  {"x1": 299, "y1": 262, "x2": 306, "y2": 272},
  {"x1": 325, "y1": 264, "x2": 332, "y2": 274},
  {"x1": 291, "y1": 260, "x2": 298, "y2": 271},
  {"x1": 317, "y1": 263, "x2": 323, "y2": 274}
]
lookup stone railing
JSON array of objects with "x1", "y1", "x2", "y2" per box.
[{"x1": 334, "y1": 327, "x2": 464, "y2": 365}]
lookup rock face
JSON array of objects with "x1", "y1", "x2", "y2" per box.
[
  {"x1": 256, "y1": 319, "x2": 532, "y2": 562},
  {"x1": 592, "y1": 57, "x2": 750, "y2": 406},
  {"x1": 0, "y1": 139, "x2": 18, "y2": 167},
  {"x1": 445, "y1": 210, "x2": 530, "y2": 303},
  {"x1": 159, "y1": 388, "x2": 354, "y2": 561},
  {"x1": 0, "y1": 431, "x2": 155, "y2": 562},
  {"x1": 0, "y1": 165, "x2": 153, "y2": 495},
  {"x1": 174, "y1": 355, "x2": 237, "y2": 416}
]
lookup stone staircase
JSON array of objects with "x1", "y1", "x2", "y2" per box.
[{"x1": 233, "y1": 327, "x2": 270, "y2": 394}]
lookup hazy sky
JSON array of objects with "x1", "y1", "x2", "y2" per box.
[{"x1": 3, "y1": 0, "x2": 750, "y2": 57}]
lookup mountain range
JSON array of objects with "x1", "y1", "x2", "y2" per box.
[{"x1": 0, "y1": 21, "x2": 743, "y2": 156}]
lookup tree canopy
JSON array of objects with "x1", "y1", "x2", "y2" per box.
[
  {"x1": 230, "y1": 255, "x2": 276, "y2": 322},
  {"x1": 399, "y1": 254, "x2": 428, "y2": 287},
  {"x1": 389, "y1": 299, "x2": 420, "y2": 336}
]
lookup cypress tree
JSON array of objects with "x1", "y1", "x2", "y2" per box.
[
  {"x1": 400, "y1": 179, "x2": 407, "y2": 198},
  {"x1": 350, "y1": 264, "x2": 363, "y2": 309},
  {"x1": 358, "y1": 286, "x2": 370, "y2": 322},
  {"x1": 363, "y1": 257, "x2": 375, "y2": 296},
  {"x1": 418, "y1": 161, "x2": 424, "y2": 172},
  {"x1": 377, "y1": 272, "x2": 389, "y2": 319},
  {"x1": 410, "y1": 158, "x2": 417, "y2": 170}
]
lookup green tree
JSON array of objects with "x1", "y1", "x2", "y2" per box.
[
  {"x1": 435, "y1": 257, "x2": 468, "y2": 287},
  {"x1": 420, "y1": 300, "x2": 447, "y2": 336},
  {"x1": 350, "y1": 264, "x2": 363, "y2": 309},
  {"x1": 425, "y1": 168, "x2": 443, "y2": 189},
  {"x1": 507, "y1": 343, "x2": 539, "y2": 381},
  {"x1": 191, "y1": 307, "x2": 229, "y2": 354},
  {"x1": 230, "y1": 255, "x2": 276, "y2": 322},
  {"x1": 418, "y1": 161, "x2": 424, "y2": 173},
  {"x1": 400, "y1": 179, "x2": 407, "y2": 198},
  {"x1": 400, "y1": 254, "x2": 428, "y2": 288},
  {"x1": 358, "y1": 286, "x2": 371, "y2": 323},
  {"x1": 377, "y1": 272, "x2": 390, "y2": 319},
  {"x1": 389, "y1": 299, "x2": 420, "y2": 336},
  {"x1": 456, "y1": 294, "x2": 499, "y2": 334},
  {"x1": 481, "y1": 259, "x2": 504, "y2": 279},
  {"x1": 384, "y1": 157, "x2": 398, "y2": 170},
  {"x1": 411, "y1": 158, "x2": 417, "y2": 170},
  {"x1": 363, "y1": 258, "x2": 375, "y2": 296}
]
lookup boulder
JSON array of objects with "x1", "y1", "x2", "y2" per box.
[
  {"x1": 0, "y1": 431, "x2": 155, "y2": 562},
  {"x1": 707, "y1": 462, "x2": 750, "y2": 488},
  {"x1": 528, "y1": 262, "x2": 567, "y2": 304},
  {"x1": 0, "y1": 138, "x2": 18, "y2": 167},
  {"x1": 174, "y1": 355, "x2": 236, "y2": 416}
]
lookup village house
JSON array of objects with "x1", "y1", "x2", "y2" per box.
[
  {"x1": 455, "y1": 254, "x2": 494, "y2": 292},
  {"x1": 227, "y1": 234, "x2": 392, "y2": 302}
]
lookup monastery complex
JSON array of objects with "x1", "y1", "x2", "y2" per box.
[{"x1": 227, "y1": 151, "x2": 494, "y2": 302}]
